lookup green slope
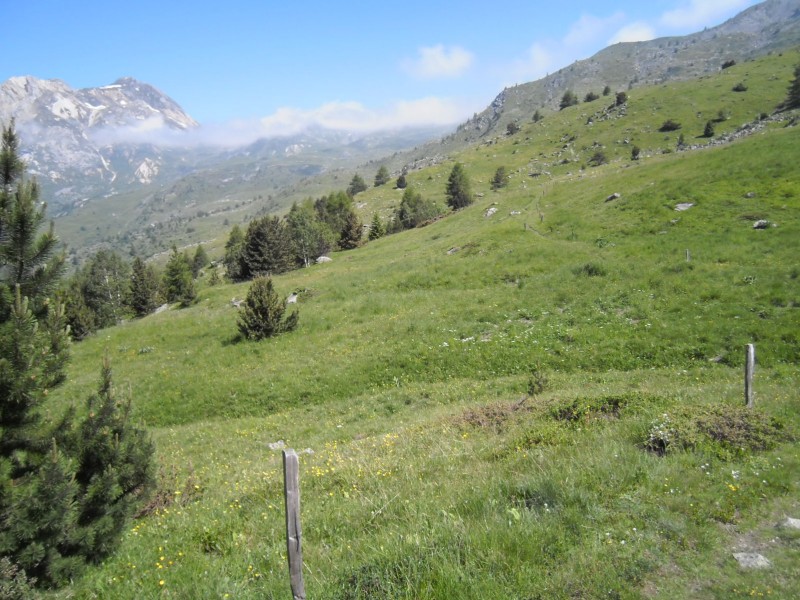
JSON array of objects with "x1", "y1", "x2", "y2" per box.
[{"x1": 45, "y1": 51, "x2": 800, "y2": 599}]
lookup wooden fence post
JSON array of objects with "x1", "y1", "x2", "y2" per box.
[
  {"x1": 283, "y1": 449, "x2": 306, "y2": 600},
  {"x1": 745, "y1": 344, "x2": 755, "y2": 408}
]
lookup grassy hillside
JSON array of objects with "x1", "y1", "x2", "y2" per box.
[{"x1": 45, "y1": 52, "x2": 800, "y2": 598}]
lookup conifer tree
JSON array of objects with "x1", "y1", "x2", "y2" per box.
[
  {"x1": 368, "y1": 212, "x2": 386, "y2": 240},
  {"x1": 129, "y1": 257, "x2": 161, "y2": 317},
  {"x1": 374, "y1": 165, "x2": 390, "y2": 187},
  {"x1": 346, "y1": 174, "x2": 367, "y2": 198},
  {"x1": 338, "y1": 210, "x2": 363, "y2": 250},
  {"x1": 237, "y1": 277, "x2": 298, "y2": 341},
  {"x1": 396, "y1": 172, "x2": 407, "y2": 189},
  {"x1": 223, "y1": 224, "x2": 245, "y2": 281},
  {"x1": 491, "y1": 166, "x2": 508, "y2": 191},
  {"x1": 191, "y1": 244, "x2": 209, "y2": 278},
  {"x1": 0, "y1": 123, "x2": 153, "y2": 588},
  {"x1": 162, "y1": 246, "x2": 195, "y2": 306},
  {"x1": 779, "y1": 63, "x2": 800, "y2": 110},
  {"x1": 445, "y1": 163, "x2": 473, "y2": 210},
  {"x1": 240, "y1": 216, "x2": 293, "y2": 279}
]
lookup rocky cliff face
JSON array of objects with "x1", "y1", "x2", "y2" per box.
[{"x1": 0, "y1": 76, "x2": 198, "y2": 207}]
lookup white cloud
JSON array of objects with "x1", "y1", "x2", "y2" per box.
[
  {"x1": 403, "y1": 45, "x2": 474, "y2": 79},
  {"x1": 564, "y1": 12, "x2": 625, "y2": 48},
  {"x1": 505, "y1": 43, "x2": 555, "y2": 84},
  {"x1": 660, "y1": 0, "x2": 750, "y2": 30},
  {"x1": 90, "y1": 98, "x2": 470, "y2": 147},
  {"x1": 609, "y1": 22, "x2": 656, "y2": 44},
  {"x1": 257, "y1": 98, "x2": 466, "y2": 137}
]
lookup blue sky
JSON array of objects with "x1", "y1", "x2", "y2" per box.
[{"x1": 2, "y1": 0, "x2": 761, "y2": 140}]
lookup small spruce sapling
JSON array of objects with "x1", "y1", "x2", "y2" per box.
[{"x1": 518, "y1": 364, "x2": 548, "y2": 407}]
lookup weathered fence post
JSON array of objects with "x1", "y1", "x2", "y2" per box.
[
  {"x1": 686, "y1": 249, "x2": 691, "y2": 262},
  {"x1": 745, "y1": 344, "x2": 755, "y2": 408},
  {"x1": 283, "y1": 449, "x2": 306, "y2": 600}
]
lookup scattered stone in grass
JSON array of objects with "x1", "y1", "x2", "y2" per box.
[
  {"x1": 447, "y1": 246, "x2": 461, "y2": 255},
  {"x1": 778, "y1": 517, "x2": 800, "y2": 530},
  {"x1": 733, "y1": 553, "x2": 771, "y2": 569},
  {"x1": 316, "y1": 256, "x2": 333, "y2": 263},
  {"x1": 485, "y1": 207, "x2": 498, "y2": 217},
  {"x1": 744, "y1": 191, "x2": 757, "y2": 198},
  {"x1": 268, "y1": 440, "x2": 286, "y2": 450},
  {"x1": 674, "y1": 202, "x2": 694, "y2": 211},
  {"x1": 753, "y1": 219, "x2": 770, "y2": 229},
  {"x1": 605, "y1": 192, "x2": 621, "y2": 202},
  {"x1": 155, "y1": 303, "x2": 170, "y2": 314}
]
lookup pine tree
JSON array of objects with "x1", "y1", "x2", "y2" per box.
[
  {"x1": 70, "y1": 359, "x2": 154, "y2": 561},
  {"x1": 240, "y1": 216, "x2": 293, "y2": 279},
  {"x1": 779, "y1": 63, "x2": 800, "y2": 110},
  {"x1": 559, "y1": 90, "x2": 578, "y2": 110},
  {"x1": 445, "y1": 163, "x2": 473, "y2": 210},
  {"x1": 368, "y1": 212, "x2": 386, "y2": 240},
  {"x1": 374, "y1": 165, "x2": 390, "y2": 187},
  {"x1": 0, "y1": 176, "x2": 64, "y2": 317},
  {"x1": 703, "y1": 120, "x2": 715, "y2": 138},
  {"x1": 346, "y1": 174, "x2": 367, "y2": 198},
  {"x1": 491, "y1": 166, "x2": 508, "y2": 191},
  {"x1": 223, "y1": 224, "x2": 245, "y2": 281},
  {"x1": 237, "y1": 277, "x2": 298, "y2": 341},
  {"x1": 191, "y1": 244, "x2": 209, "y2": 278},
  {"x1": 0, "y1": 124, "x2": 153, "y2": 588},
  {"x1": 162, "y1": 246, "x2": 195, "y2": 306},
  {"x1": 338, "y1": 210, "x2": 363, "y2": 250},
  {"x1": 396, "y1": 187, "x2": 440, "y2": 229},
  {"x1": 129, "y1": 257, "x2": 161, "y2": 317},
  {"x1": 396, "y1": 173, "x2": 408, "y2": 189}
]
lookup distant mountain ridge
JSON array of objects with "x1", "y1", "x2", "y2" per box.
[{"x1": 403, "y1": 0, "x2": 800, "y2": 160}]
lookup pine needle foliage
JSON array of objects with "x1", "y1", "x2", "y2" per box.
[
  {"x1": 0, "y1": 123, "x2": 153, "y2": 589},
  {"x1": 445, "y1": 163, "x2": 473, "y2": 210},
  {"x1": 237, "y1": 277, "x2": 298, "y2": 341}
]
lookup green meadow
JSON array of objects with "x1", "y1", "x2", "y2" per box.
[{"x1": 46, "y1": 51, "x2": 799, "y2": 598}]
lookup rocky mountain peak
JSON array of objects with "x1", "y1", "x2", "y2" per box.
[{"x1": 0, "y1": 75, "x2": 199, "y2": 204}]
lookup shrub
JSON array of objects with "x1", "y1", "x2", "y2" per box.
[
  {"x1": 659, "y1": 119, "x2": 681, "y2": 132},
  {"x1": 491, "y1": 166, "x2": 508, "y2": 190},
  {"x1": 237, "y1": 277, "x2": 299, "y2": 341},
  {"x1": 573, "y1": 263, "x2": 606, "y2": 277},
  {"x1": 584, "y1": 91, "x2": 600, "y2": 102},
  {"x1": 732, "y1": 82, "x2": 748, "y2": 92},
  {"x1": 615, "y1": 91, "x2": 628, "y2": 106},
  {"x1": 641, "y1": 405, "x2": 787, "y2": 459},
  {"x1": 721, "y1": 59, "x2": 736, "y2": 69},
  {"x1": 703, "y1": 121, "x2": 715, "y2": 138},
  {"x1": 559, "y1": 90, "x2": 578, "y2": 110},
  {"x1": 506, "y1": 122, "x2": 520, "y2": 135},
  {"x1": 631, "y1": 145, "x2": 641, "y2": 160},
  {"x1": 588, "y1": 151, "x2": 608, "y2": 167}
]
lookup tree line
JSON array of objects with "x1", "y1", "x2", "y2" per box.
[
  {"x1": 59, "y1": 243, "x2": 212, "y2": 340},
  {"x1": 222, "y1": 162, "x2": 475, "y2": 282}
]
